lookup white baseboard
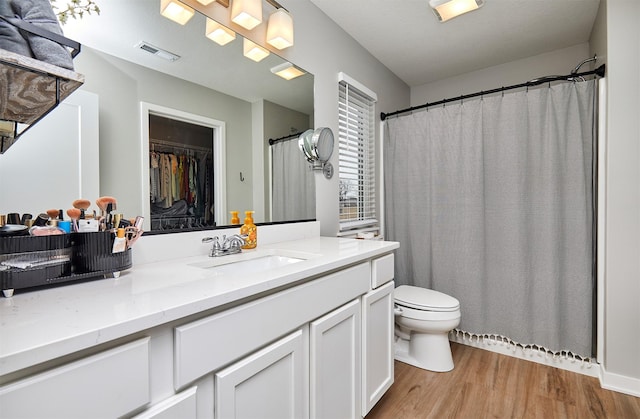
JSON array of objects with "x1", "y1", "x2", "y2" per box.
[
  {"x1": 599, "y1": 365, "x2": 640, "y2": 397},
  {"x1": 449, "y1": 334, "x2": 599, "y2": 378}
]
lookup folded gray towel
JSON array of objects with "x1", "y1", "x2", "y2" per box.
[
  {"x1": 10, "y1": 0, "x2": 74, "y2": 70},
  {"x1": 0, "y1": 2, "x2": 33, "y2": 58}
]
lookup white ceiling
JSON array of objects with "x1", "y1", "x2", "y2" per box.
[{"x1": 310, "y1": 0, "x2": 600, "y2": 87}]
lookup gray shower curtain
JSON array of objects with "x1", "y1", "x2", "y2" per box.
[
  {"x1": 385, "y1": 80, "x2": 596, "y2": 357},
  {"x1": 271, "y1": 139, "x2": 315, "y2": 222}
]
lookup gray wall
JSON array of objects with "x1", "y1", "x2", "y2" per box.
[{"x1": 411, "y1": 43, "x2": 591, "y2": 104}]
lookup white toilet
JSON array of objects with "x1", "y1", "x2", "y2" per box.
[{"x1": 394, "y1": 285, "x2": 461, "y2": 372}]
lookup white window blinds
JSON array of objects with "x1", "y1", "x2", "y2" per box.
[{"x1": 338, "y1": 78, "x2": 377, "y2": 232}]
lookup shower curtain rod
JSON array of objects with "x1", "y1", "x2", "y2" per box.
[
  {"x1": 380, "y1": 64, "x2": 605, "y2": 121},
  {"x1": 268, "y1": 132, "x2": 302, "y2": 145}
]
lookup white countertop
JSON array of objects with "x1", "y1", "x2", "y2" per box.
[{"x1": 0, "y1": 237, "x2": 398, "y2": 377}]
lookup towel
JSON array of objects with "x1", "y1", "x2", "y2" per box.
[
  {"x1": 9, "y1": 0, "x2": 74, "y2": 69},
  {"x1": 0, "y1": 2, "x2": 33, "y2": 57}
]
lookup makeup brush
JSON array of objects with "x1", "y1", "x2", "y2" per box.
[
  {"x1": 73, "y1": 199, "x2": 91, "y2": 219},
  {"x1": 95, "y1": 196, "x2": 117, "y2": 215},
  {"x1": 66, "y1": 208, "x2": 81, "y2": 232},
  {"x1": 46, "y1": 209, "x2": 59, "y2": 220}
]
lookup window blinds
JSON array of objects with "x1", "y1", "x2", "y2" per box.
[{"x1": 338, "y1": 80, "x2": 377, "y2": 231}]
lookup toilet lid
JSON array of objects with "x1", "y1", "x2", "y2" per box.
[{"x1": 395, "y1": 285, "x2": 460, "y2": 312}]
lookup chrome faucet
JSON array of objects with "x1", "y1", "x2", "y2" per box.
[{"x1": 202, "y1": 234, "x2": 247, "y2": 257}]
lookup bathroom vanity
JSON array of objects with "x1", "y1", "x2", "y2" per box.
[{"x1": 0, "y1": 235, "x2": 398, "y2": 418}]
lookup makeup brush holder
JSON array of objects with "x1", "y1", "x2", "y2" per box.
[
  {"x1": 71, "y1": 231, "x2": 132, "y2": 275},
  {"x1": 0, "y1": 231, "x2": 132, "y2": 297},
  {"x1": 0, "y1": 234, "x2": 73, "y2": 297}
]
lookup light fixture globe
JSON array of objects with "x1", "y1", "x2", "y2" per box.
[
  {"x1": 160, "y1": 0, "x2": 195, "y2": 25},
  {"x1": 231, "y1": 0, "x2": 263, "y2": 30},
  {"x1": 206, "y1": 18, "x2": 236, "y2": 46},
  {"x1": 243, "y1": 38, "x2": 270, "y2": 62},
  {"x1": 266, "y1": 9, "x2": 294, "y2": 50},
  {"x1": 271, "y1": 62, "x2": 305, "y2": 80}
]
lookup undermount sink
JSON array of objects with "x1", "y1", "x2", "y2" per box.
[{"x1": 189, "y1": 250, "x2": 313, "y2": 276}]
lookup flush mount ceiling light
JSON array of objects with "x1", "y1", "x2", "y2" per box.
[
  {"x1": 266, "y1": 8, "x2": 294, "y2": 50},
  {"x1": 231, "y1": 0, "x2": 262, "y2": 30},
  {"x1": 243, "y1": 38, "x2": 270, "y2": 62},
  {"x1": 160, "y1": 0, "x2": 195, "y2": 25},
  {"x1": 271, "y1": 62, "x2": 305, "y2": 80},
  {"x1": 429, "y1": 0, "x2": 484, "y2": 22},
  {"x1": 206, "y1": 18, "x2": 236, "y2": 45}
]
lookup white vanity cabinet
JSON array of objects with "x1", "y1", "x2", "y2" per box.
[{"x1": 0, "y1": 238, "x2": 398, "y2": 419}]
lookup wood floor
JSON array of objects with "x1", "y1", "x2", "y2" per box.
[{"x1": 366, "y1": 343, "x2": 640, "y2": 419}]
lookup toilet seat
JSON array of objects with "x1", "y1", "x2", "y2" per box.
[{"x1": 395, "y1": 285, "x2": 460, "y2": 312}]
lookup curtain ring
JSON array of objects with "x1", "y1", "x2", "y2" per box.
[
  {"x1": 460, "y1": 95, "x2": 464, "y2": 105},
  {"x1": 480, "y1": 90, "x2": 484, "y2": 101},
  {"x1": 501, "y1": 88, "x2": 505, "y2": 97}
]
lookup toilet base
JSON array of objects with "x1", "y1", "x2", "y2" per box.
[{"x1": 394, "y1": 332, "x2": 455, "y2": 372}]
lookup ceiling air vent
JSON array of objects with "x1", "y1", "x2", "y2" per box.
[{"x1": 135, "y1": 42, "x2": 181, "y2": 62}]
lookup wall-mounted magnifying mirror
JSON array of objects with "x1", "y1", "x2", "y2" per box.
[{"x1": 298, "y1": 127, "x2": 334, "y2": 179}]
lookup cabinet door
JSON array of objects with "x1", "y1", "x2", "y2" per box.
[
  {"x1": 310, "y1": 299, "x2": 361, "y2": 419},
  {"x1": 362, "y1": 280, "x2": 395, "y2": 416},
  {"x1": 215, "y1": 329, "x2": 308, "y2": 419}
]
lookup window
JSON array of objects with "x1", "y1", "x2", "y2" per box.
[{"x1": 338, "y1": 74, "x2": 377, "y2": 234}]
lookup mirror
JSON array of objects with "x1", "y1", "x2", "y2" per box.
[{"x1": 0, "y1": 0, "x2": 314, "y2": 232}]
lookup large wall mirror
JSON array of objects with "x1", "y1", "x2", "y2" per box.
[{"x1": 0, "y1": 0, "x2": 314, "y2": 232}]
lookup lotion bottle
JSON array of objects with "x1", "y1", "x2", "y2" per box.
[
  {"x1": 112, "y1": 228, "x2": 127, "y2": 253},
  {"x1": 230, "y1": 211, "x2": 240, "y2": 225},
  {"x1": 240, "y1": 211, "x2": 257, "y2": 249}
]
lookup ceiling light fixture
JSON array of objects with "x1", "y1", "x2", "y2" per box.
[
  {"x1": 206, "y1": 18, "x2": 236, "y2": 45},
  {"x1": 160, "y1": 0, "x2": 195, "y2": 25},
  {"x1": 243, "y1": 38, "x2": 270, "y2": 62},
  {"x1": 266, "y1": 8, "x2": 293, "y2": 49},
  {"x1": 231, "y1": 0, "x2": 263, "y2": 30},
  {"x1": 429, "y1": 0, "x2": 484, "y2": 22},
  {"x1": 271, "y1": 62, "x2": 305, "y2": 80}
]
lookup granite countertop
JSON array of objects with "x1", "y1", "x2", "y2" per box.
[{"x1": 0, "y1": 237, "x2": 398, "y2": 377}]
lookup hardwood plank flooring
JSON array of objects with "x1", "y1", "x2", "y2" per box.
[{"x1": 366, "y1": 343, "x2": 640, "y2": 419}]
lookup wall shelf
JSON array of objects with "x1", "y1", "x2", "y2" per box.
[{"x1": 0, "y1": 49, "x2": 84, "y2": 153}]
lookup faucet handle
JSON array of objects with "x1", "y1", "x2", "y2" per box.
[{"x1": 202, "y1": 236, "x2": 222, "y2": 250}]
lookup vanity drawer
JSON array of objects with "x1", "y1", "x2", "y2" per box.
[
  {"x1": 0, "y1": 338, "x2": 150, "y2": 418},
  {"x1": 371, "y1": 253, "x2": 394, "y2": 289},
  {"x1": 174, "y1": 262, "x2": 370, "y2": 389},
  {"x1": 133, "y1": 386, "x2": 197, "y2": 419}
]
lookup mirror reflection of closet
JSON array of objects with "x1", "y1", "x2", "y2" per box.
[{"x1": 142, "y1": 103, "x2": 226, "y2": 232}]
